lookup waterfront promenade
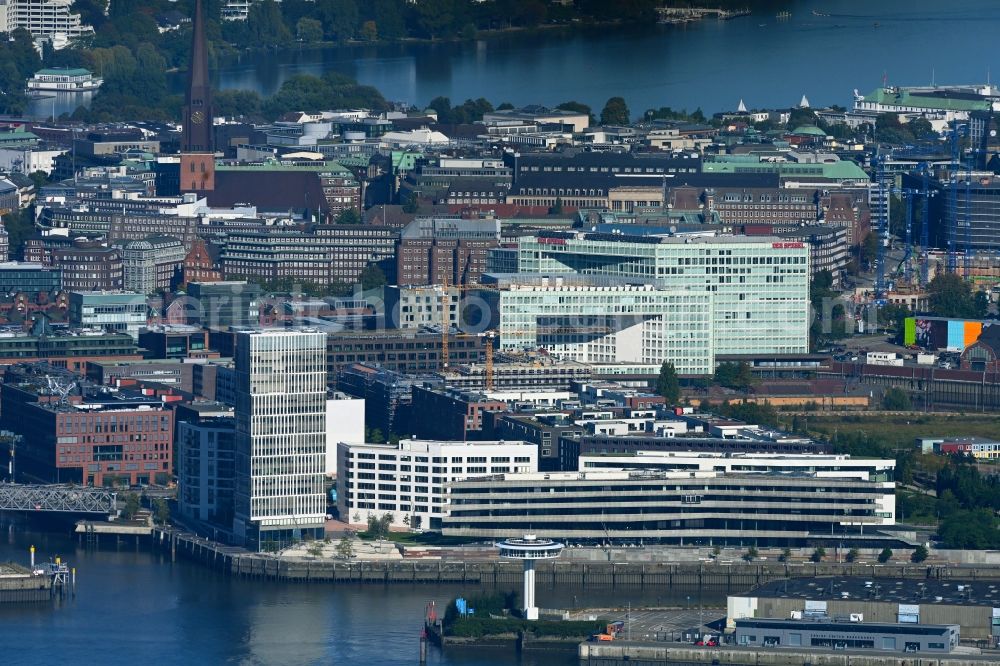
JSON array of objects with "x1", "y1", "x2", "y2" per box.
[{"x1": 152, "y1": 527, "x2": 1000, "y2": 586}]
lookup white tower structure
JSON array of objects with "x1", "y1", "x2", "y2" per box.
[{"x1": 497, "y1": 535, "x2": 564, "y2": 620}]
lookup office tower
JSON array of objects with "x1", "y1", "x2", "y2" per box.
[{"x1": 233, "y1": 329, "x2": 327, "y2": 550}]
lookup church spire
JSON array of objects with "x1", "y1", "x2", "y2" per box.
[{"x1": 182, "y1": 0, "x2": 213, "y2": 153}]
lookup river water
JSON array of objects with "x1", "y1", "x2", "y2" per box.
[
  {"x1": 0, "y1": 517, "x2": 724, "y2": 666},
  {"x1": 31, "y1": 0, "x2": 1000, "y2": 120}
]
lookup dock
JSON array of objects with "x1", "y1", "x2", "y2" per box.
[{"x1": 76, "y1": 518, "x2": 153, "y2": 548}]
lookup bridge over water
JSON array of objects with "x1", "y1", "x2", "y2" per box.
[{"x1": 0, "y1": 483, "x2": 117, "y2": 514}]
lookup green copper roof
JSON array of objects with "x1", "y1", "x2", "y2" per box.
[
  {"x1": 791, "y1": 125, "x2": 827, "y2": 136},
  {"x1": 35, "y1": 68, "x2": 92, "y2": 77},
  {"x1": 703, "y1": 158, "x2": 867, "y2": 181},
  {"x1": 862, "y1": 88, "x2": 991, "y2": 112},
  {"x1": 391, "y1": 151, "x2": 419, "y2": 172}
]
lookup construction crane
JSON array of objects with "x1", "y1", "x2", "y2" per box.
[
  {"x1": 873, "y1": 151, "x2": 891, "y2": 300},
  {"x1": 919, "y1": 162, "x2": 935, "y2": 286}
]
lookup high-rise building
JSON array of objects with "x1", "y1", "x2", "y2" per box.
[{"x1": 233, "y1": 329, "x2": 327, "y2": 550}]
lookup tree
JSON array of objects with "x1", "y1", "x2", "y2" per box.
[
  {"x1": 123, "y1": 493, "x2": 141, "y2": 520},
  {"x1": 878, "y1": 547, "x2": 893, "y2": 563},
  {"x1": 307, "y1": 541, "x2": 324, "y2": 557},
  {"x1": 336, "y1": 535, "x2": 355, "y2": 559},
  {"x1": 810, "y1": 546, "x2": 826, "y2": 562},
  {"x1": 297, "y1": 17, "x2": 324, "y2": 43},
  {"x1": 246, "y1": 0, "x2": 293, "y2": 47},
  {"x1": 744, "y1": 546, "x2": 758, "y2": 562},
  {"x1": 882, "y1": 388, "x2": 912, "y2": 411},
  {"x1": 153, "y1": 498, "x2": 170, "y2": 525},
  {"x1": 974, "y1": 290, "x2": 990, "y2": 318},
  {"x1": 656, "y1": 361, "x2": 681, "y2": 404},
  {"x1": 402, "y1": 194, "x2": 420, "y2": 214},
  {"x1": 366, "y1": 512, "x2": 393, "y2": 539},
  {"x1": 911, "y1": 544, "x2": 929, "y2": 563},
  {"x1": 787, "y1": 107, "x2": 817, "y2": 129},
  {"x1": 779, "y1": 547, "x2": 792, "y2": 562},
  {"x1": 846, "y1": 547, "x2": 859, "y2": 563},
  {"x1": 600, "y1": 96, "x2": 630, "y2": 125},
  {"x1": 714, "y1": 362, "x2": 754, "y2": 391},
  {"x1": 360, "y1": 264, "x2": 386, "y2": 291},
  {"x1": 928, "y1": 273, "x2": 979, "y2": 318},
  {"x1": 335, "y1": 207, "x2": 361, "y2": 225}
]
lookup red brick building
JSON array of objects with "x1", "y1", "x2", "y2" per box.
[{"x1": 1, "y1": 365, "x2": 174, "y2": 486}]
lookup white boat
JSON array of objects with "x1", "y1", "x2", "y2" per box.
[{"x1": 25, "y1": 68, "x2": 103, "y2": 93}]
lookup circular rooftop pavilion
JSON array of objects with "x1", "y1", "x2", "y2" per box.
[{"x1": 496, "y1": 535, "x2": 564, "y2": 560}]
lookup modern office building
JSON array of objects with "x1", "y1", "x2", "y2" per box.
[
  {"x1": 383, "y1": 284, "x2": 461, "y2": 330},
  {"x1": 0, "y1": 262, "x2": 61, "y2": 294},
  {"x1": 578, "y1": 451, "x2": 895, "y2": 482},
  {"x1": 0, "y1": 328, "x2": 140, "y2": 373},
  {"x1": 176, "y1": 401, "x2": 236, "y2": 527},
  {"x1": 68, "y1": 291, "x2": 147, "y2": 339},
  {"x1": 514, "y1": 232, "x2": 810, "y2": 356},
  {"x1": 480, "y1": 273, "x2": 714, "y2": 375},
  {"x1": 326, "y1": 330, "x2": 485, "y2": 384},
  {"x1": 137, "y1": 324, "x2": 212, "y2": 360},
  {"x1": 232, "y1": 329, "x2": 327, "y2": 550},
  {"x1": 122, "y1": 236, "x2": 186, "y2": 295},
  {"x1": 442, "y1": 467, "x2": 896, "y2": 545},
  {"x1": 184, "y1": 281, "x2": 260, "y2": 329},
  {"x1": 336, "y1": 439, "x2": 537, "y2": 530}
]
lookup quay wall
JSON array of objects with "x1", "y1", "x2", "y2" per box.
[
  {"x1": 579, "y1": 642, "x2": 990, "y2": 666},
  {"x1": 153, "y1": 528, "x2": 1000, "y2": 586},
  {"x1": 0, "y1": 574, "x2": 52, "y2": 603}
]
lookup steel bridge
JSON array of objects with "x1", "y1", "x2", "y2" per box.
[{"x1": 0, "y1": 483, "x2": 117, "y2": 514}]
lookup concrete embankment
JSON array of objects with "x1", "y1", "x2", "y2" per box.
[
  {"x1": 579, "y1": 642, "x2": 994, "y2": 665},
  {"x1": 0, "y1": 564, "x2": 52, "y2": 603},
  {"x1": 153, "y1": 528, "x2": 1000, "y2": 586}
]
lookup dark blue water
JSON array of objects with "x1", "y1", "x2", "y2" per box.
[
  {"x1": 34, "y1": 0, "x2": 999, "y2": 121},
  {"x1": 210, "y1": 0, "x2": 1000, "y2": 116},
  {"x1": 0, "y1": 518, "x2": 720, "y2": 665}
]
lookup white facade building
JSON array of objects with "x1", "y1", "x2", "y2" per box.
[
  {"x1": 233, "y1": 329, "x2": 328, "y2": 550},
  {"x1": 515, "y1": 233, "x2": 810, "y2": 357},
  {"x1": 325, "y1": 392, "x2": 365, "y2": 476},
  {"x1": 336, "y1": 439, "x2": 537, "y2": 531},
  {"x1": 7, "y1": 0, "x2": 94, "y2": 42},
  {"x1": 67, "y1": 291, "x2": 147, "y2": 339},
  {"x1": 481, "y1": 274, "x2": 714, "y2": 375}
]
